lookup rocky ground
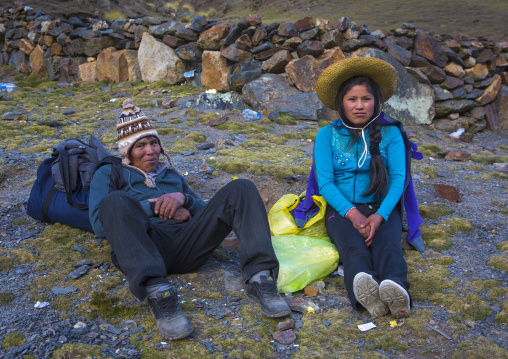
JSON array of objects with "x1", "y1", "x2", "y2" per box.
[{"x1": 0, "y1": 70, "x2": 507, "y2": 358}]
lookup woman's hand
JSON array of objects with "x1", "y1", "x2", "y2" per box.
[
  {"x1": 346, "y1": 208, "x2": 369, "y2": 239},
  {"x1": 149, "y1": 192, "x2": 185, "y2": 219},
  {"x1": 173, "y1": 207, "x2": 191, "y2": 222},
  {"x1": 362, "y1": 213, "x2": 384, "y2": 246}
]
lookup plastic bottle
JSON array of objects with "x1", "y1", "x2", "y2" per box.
[
  {"x1": 242, "y1": 109, "x2": 261, "y2": 120},
  {"x1": 0, "y1": 83, "x2": 18, "y2": 92}
]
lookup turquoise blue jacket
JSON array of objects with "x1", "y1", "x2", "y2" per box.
[
  {"x1": 314, "y1": 119, "x2": 406, "y2": 221},
  {"x1": 89, "y1": 159, "x2": 205, "y2": 238}
]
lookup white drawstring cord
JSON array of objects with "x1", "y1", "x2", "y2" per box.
[{"x1": 341, "y1": 112, "x2": 381, "y2": 168}]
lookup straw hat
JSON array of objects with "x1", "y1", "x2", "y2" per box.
[{"x1": 316, "y1": 57, "x2": 398, "y2": 110}]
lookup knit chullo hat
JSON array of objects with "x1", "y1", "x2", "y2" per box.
[
  {"x1": 316, "y1": 57, "x2": 398, "y2": 110},
  {"x1": 117, "y1": 98, "x2": 160, "y2": 165}
]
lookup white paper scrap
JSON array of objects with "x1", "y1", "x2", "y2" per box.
[
  {"x1": 358, "y1": 322, "x2": 376, "y2": 332},
  {"x1": 34, "y1": 301, "x2": 50, "y2": 308}
]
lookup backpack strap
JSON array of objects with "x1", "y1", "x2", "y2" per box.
[
  {"x1": 58, "y1": 148, "x2": 88, "y2": 210},
  {"x1": 41, "y1": 184, "x2": 58, "y2": 222}
]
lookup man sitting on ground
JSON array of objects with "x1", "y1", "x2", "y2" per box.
[{"x1": 89, "y1": 99, "x2": 290, "y2": 340}]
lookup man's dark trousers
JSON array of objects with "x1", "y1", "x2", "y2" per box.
[{"x1": 99, "y1": 179, "x2": 279, "y2": 301}]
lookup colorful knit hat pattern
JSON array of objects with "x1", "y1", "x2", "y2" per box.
[{"x1": 116, "y1": 98, "x2": 159, "y2": 165}]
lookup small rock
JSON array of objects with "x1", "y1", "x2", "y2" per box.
[
  {"x1": 273, "y1": 329, "x2": 297, "y2": 345},
  {"x1": 13, "y1": 268, "x2": 28, "y2": 275},
  {"x1": 444, "y1": 150, "x2": 471, "y2": 161},
  {"x1": 208, "y1": 115, "x2": 228, "y2": 126},
  {"x1": 276, "y1": 320, "x2": 295, "y2": 332},
  {"x1": 38, "y1": 120, "x2": 63, "y2": 127},
  {"x1": 162, "y1": 98, "x2": 174, "y2": 108},
  {"x1": 63, "y1": 110, "x2": 75, "y2": 115},
  {"x1": 197, "y1": 143, "x2": 215, "y2": 151},
  {"x1": 68, "y1": 265, "x2": 91, "y2": 279},
  {"x1": 304, "y1": 286, "x2": 319, "y2": 297},
  {"x1": 283, "y1": 297, "x2": 319, "y2": 313},
  {"x1": 51, "y1": 286, "x2": 78, "y2": 295},
  {"x1": 433, "y1": 183, "x2": 462, "y2": 202},
  {"x1": 74, "y1": 321, "x2": 87, "y2": 329},
  {"x1": 72, "y1": 243, "x2": 88, "y2": 254},
  {"x1": 74, "y1": 259, "x2": 93, "y2": 267},
  {"x1": 180, "y1": 150, "x2": 196, "y2": 156}
]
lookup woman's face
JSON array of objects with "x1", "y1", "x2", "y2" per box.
[{"x1": 342, "y1": 84, "x2": 376, "y2": 127}]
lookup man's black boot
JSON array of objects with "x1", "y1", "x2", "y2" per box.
[
  {"x1": 246, "y1": 275, "x2": 291, "y2": 317},
  {"x1": 147, "y1": 286, "x2": 193, "y2": 340}
]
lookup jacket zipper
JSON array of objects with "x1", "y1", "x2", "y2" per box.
[{"x1": 353, "y1": 141, "x2": 358, "y2": 203}]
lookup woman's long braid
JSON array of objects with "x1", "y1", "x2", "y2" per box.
[{"x1": 366, "y1": 119, "x2": 389, "y2": 199}]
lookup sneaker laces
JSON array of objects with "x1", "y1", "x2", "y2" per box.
[
  {"x1": 257, "y1": 281, "x2": 281, "y2": 302},
  {"x1": 153, "y1": 292, "x2": 182, "y2": 320}
]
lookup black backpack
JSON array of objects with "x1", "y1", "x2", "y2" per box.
[{"x1": 27, "y1": 135, "x2": 115, "y2": 231}]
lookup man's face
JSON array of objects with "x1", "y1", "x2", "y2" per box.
[{"x1": 129, "y1": 136, "x2": 161, "y2": 172}]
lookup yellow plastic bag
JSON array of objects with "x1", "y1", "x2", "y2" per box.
[
  {"x1": 272, "y1": 235, "x2": 340, "y2": 293},
  {"x1": 268, "y1": 192, "x2": 328, "y2": 238}
]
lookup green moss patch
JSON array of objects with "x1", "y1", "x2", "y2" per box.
[
  {"x1": 2, "y1": 331, "x2": 25, "y2": 349},
  {"x1": 430, "y1": 291, "x2": 491, "y2": 320},
  {"x1": 215, "y1": 120, "x2": 268, "y2": 135},
  {"x1": 452, "y1": 337, "x2": 508, "y2": 358},
  {"x1": 197, "y1": 112, "x2": 221, "y2": 124},
  {"x1": 443, "y1": 217, "x2": 473, "y2": 232},
  {"x1": 208, "y1": 143, "x2": 312, "y2": 179},
  {"x1": 495, "y1": 301, "x2": 508, "y2": 324},
  {"x1": 186, "y1": 131, "x2": 207, "y2": 143},
  {"x1": 418, "y1": 202, "x2": 454, "y2": 219},
  {"x1": 52, "y1": 344, "x2": 102, "y2": 359},
  {"x1": 420, "y1": 224, "x2": 454, "y2": 250},
  {"x1": 166, "y1": 138, "x2": 197, "y2": 153},
  {"x1": 420, "y1": 144, "x2": 442, "y2": 155},
  {"x1": 420, "y1": 217, "x2": 472, "y2": 251},
  {"x1": 0, "y1": 291, "x2": 16, "y2": 305},
  {"x1": 273, "y1": 112, "x2": 297, "y2": 125},
  {"x1": 158, "y1": 126, "x2": 184, "y2": 135},
  {"x1": 487, "y1": 253, "x2": 508, "y2": 273},
  {"x1": 495, "y1": 241, "x2": 508, "y2": 251},
  {"x1": 405, "y1": 251, "x2": 456, "y2": 301},
  {"x1": 471, "y1": 154, "x2": 508, "y2": 165}
]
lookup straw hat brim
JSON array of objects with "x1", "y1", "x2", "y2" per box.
[{"x1": 316, "y1": 57, "x2": 398, "y2": 110}]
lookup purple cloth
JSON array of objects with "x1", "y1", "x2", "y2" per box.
[{"x1": 294, "y1": 166, "x2": 320, "y2": 228}]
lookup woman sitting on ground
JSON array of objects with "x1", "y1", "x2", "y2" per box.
[{"x1": 314, "y1": 57, "x2": 411, "y2": 319}]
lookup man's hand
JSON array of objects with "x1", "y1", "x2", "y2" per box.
[
  {"x1": 347, "y1": 208, "x2": 369, "y2": 239},
  {"x1": 362, "y1": 213, "x2": 384, "y2": 246},
  {"x1": 149, "y1": 192, "x2": 185, "y2": 219},
  {"x1": 173, "y1": 207, "x2": 191, "y2": 222}
]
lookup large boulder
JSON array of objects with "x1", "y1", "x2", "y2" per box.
[
  {"x1": 138, "y1": 32, "x2": 187, "y2": 84},
  {"x1": 227, "y1": 61, "x2": 262, "y2": 92},
  {"x1": 242, "y1": 74, "x2": 328, "y2": 120},
  {"x1": 29, "y1": 45, "x2": 47, "y2": 75},
  {"x1": 434, "y1": 99, "x2": 476, "y2": 117},
  {"x1": 78, "y1": 61, "x2": 97, "y2": 82},
  {"x1": 352, "y1": 47, "x2": 435, "y2": 124},
  {"x1": 95, "y1": 48, "x2": 141, "y2": 83},
  {"x1": 82, "y1": 36, "x2": 115, "y2": 57},
  {"x1": 413, "y1": 32, "x2": 447, "y2": 68},
  {"x1": 496, "y1": 85, "x2": 508, "y2": 130},
  {"x1": 285, "y1": 55, "x2": 321, "y2": 93},
  {"x1": 198, "y1": 23, "x2": 232, "y2": 50},
  {"x1": 201, "y1": 50, "x2": 232, "y2": 92}
]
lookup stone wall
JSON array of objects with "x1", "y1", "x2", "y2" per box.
[{"x1": 1, "y1": 3, "x2": 507, "y2": 130}]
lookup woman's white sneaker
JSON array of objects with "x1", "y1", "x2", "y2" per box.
[
  {"x1": 379, "y1": 279, "x2": 411, "y2": 319},
  {"x1": 353, "y1": 272, "x2": 389, "y2": 318}
]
